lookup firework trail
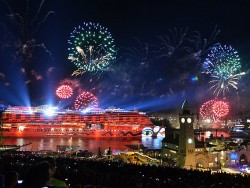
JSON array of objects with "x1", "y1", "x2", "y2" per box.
[
  {"x1": 150, "y1": 26, "x2": 220, "y2": 99},
  {"x1": 0, "y1": 0, "x2": 55, "y2": 94},
  {"x1": 153, "y1": 27, "x2": 188, "y2": 59},
  {"x1": 1, "y1": 0, "x2": 54, "y2": 61}
]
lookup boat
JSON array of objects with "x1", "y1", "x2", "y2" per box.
[
  {"x1": 0, "y1": 143, "x2": 31, "y2": 151},
  {"x1": 1, "y1": 105, "x2": 159, "y2": 138}
]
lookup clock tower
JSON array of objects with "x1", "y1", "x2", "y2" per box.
[{"x1": 178, "y1": 99, "x2": 196, "y2": 168}]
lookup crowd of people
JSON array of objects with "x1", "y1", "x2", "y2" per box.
[{"x1": 0, "y1": 151, "x2": 250, "y2": 188}]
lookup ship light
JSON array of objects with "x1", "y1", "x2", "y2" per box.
[
  {"x1": 205, "y1": 119, "x2": 211, "y2": 123},
  {"x1": 205, "y1": 131, "x2": 212, "y2": 138},
  {"x1": 27, "y1": 109, "x2": 34, "y2": 114},
  {"x1": 18, "y1": 126, "x2": 25, "y2": 131},
  {"x1": 44, "y1": 106, "x2": 57, "y2": 116}
]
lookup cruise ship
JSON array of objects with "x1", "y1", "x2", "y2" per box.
[{"x1": 1, "y1": 105, "x2": 159, "y2": 138}]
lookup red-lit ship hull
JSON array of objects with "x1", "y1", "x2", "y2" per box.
[{"x1": 2, "y1": 106, "x2": 156, "y2": 138}]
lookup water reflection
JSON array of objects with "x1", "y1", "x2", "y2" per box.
[
  {"x1": 141, "y1": 136, "x2": 163, "y2": 149},
  {"x1": 2, "y1": 131, "x2": 233, "y2": 155},
  {"x1": 2, "y1": 137, "x2": 163, "y2": 154}
]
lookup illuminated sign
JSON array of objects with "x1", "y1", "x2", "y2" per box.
[{"x1": 230, "y1": 153, "x2": 237, "y2": 160}]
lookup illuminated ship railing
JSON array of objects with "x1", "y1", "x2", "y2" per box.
[{"x1": 3, "y1": 106, "x2": 149, "y2": 124}]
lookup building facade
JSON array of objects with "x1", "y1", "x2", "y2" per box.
[{"x1": 162, "y1": 99, "x2": 218, "y2": 169}]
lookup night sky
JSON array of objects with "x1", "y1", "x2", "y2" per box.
[{"x1": 0, "y1": 0, "x2": 250, "y2": 115}]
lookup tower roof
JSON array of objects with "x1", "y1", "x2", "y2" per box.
[{"x1": 181, "y1": 99, "x2": 190, "y2": 114}]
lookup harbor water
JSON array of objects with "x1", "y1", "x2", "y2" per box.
[
  {"x1": 2, "y1": 136, "x2": 164, "y2": 155},
  {"x1": 1, "y1": 130, "x2": 235, "y2": 155}
]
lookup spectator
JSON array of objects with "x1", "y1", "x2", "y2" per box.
[
  {"x1": 44, "y1": 157, "x2": 67, "y2": 187},
  {"x1": 0, "y1": 158, "x2": 4, "y2": 188},
  {"x1": 22, "y1": 161, "x2": 50, "y2": 188},
  {"x1": 4, "y1": 170, "x2": 18, "y2": 188},
  {"x1": 1, "y1": 152, "x2": 250, "y2": 187}
]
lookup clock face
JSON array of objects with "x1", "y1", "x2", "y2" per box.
[
  {"x1": 187, "y1": 118, "x2": 192, "y2": 123},
  {"x1": 188, "y1": 138, "x2": 193, "y2": 144},
  {"x1": 181, "y1": 118, "x2": 185, "y2": 123}
]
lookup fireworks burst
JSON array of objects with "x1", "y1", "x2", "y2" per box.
[
  {"x1": 68, "y1": 22, "x2": 116, "y2": 76},
  {"x1": 203, "y1": 44, "x2": 245, "y2": 96},
  {"x1": 74, "y1": 91, "x2": 98, "y2": 110},
  {"x1": 56, "y1": 85, "x2": 73, "y2": 99},
  {"x1": 212, "y1": 100, "x2": 229, "y2": 118},
  {"x1": 200, "y1": 99, "x2": 230, "y2": 122},
  {"x1": 59, "y1": 78, "x2": 82, "y2": 91},
  {"x1": 200, "y1": 100, "x2": 217, "y2": 122},
  {"x1": 209, "y1": 71, "x2": 245, "y2": 96}
]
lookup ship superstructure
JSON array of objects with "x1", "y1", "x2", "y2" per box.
[{"x1": 1, "y1": 105, "x2": 155, "y2": 138}]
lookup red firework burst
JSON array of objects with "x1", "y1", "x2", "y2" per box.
[
  {"x1": 74, "y1": 91, "x2": 98, "y2": 110},
  {"x1": 56, "y1": 85, "x2": 73, "y2": 99},
  {"x1": 200, "y1": 99, "x2": 230, "y2": 121},
  {"x1": 200, "y1": 100, "x2": 217, "y2": 121},
  {"x1": 212, "y1": 101, "x2": 229, "y2": 118}
]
